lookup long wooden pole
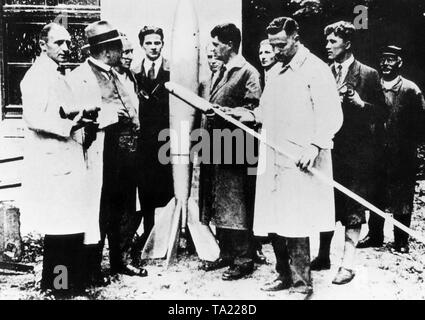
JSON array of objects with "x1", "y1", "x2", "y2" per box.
[{"x1": 165, "y1": 81, "x2": 425, "y2": 245}]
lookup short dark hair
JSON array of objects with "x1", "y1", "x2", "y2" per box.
[
  {"x1": 39, "y1": 22, "x2": 61, "y2": 43},
  {"x1": 138, "y1": 26, "x2": 164, "y2": 44},
  {"x1": 210, "y1": 23, "x2": 241, "y2": 53},
  {"x1": 266, "y1": 17, "x2": 299, "y2": 36},
  {"x1": 324, "y1": 21, "x2": 356, "y2": 42}
]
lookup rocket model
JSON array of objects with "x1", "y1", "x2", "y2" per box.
[
  {"x1": 169, "y1": 0, "x2": 199, "y2": 240},
  {"x1": 142, "y1": 0, "x2": 220, "y2": 266}
]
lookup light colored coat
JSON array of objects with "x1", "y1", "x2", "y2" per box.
[
  {"x1": 253, "y1": 45, "x2": 343, "y2": 238},
  {"x1": 20, "y1": 56, "x2": 119, "y2": 244},
  {"x1": 64, "y1": 60, "x2": 122, "y2": 240}
]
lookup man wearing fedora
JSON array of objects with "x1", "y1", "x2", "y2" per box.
[
  {"x1": 360, "y1": 45, "x2": 425, "y2": 253},
  {"x1": 66, "y1": 20, "x2": 147, "y2": 278}
]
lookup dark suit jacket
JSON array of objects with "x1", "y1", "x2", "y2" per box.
[
  {"x1": 133, "y1": 58, "x2": 174, "y2": 209},
  {"x1": 333, "y1": 59, "x2": 387, "y2": 173},
  {"x1": 332, "y1": 59, "x2": 387, "y2": 224}
]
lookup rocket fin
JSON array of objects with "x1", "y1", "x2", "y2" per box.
[
  {"x1": 187, "y1": 198, "x2": 220, "y2": 262},
  {"x1": 165, "y1": 199, "x2": 183, "y2": 267},
  {"x1": 141, "y1": 198, "x2": 176, "y2": 260}
]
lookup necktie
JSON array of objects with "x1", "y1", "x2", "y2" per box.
[
  {"x1": 334, "y1": 64, "x2": 343, "y2": 86},
  {"x1": 148, "y1": 62, "x2": 156, "y2": 80}
]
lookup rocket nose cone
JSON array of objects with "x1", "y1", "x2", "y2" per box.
[
  {"x1": 174, "y1": 0, "x2": 198, "y2": 27},
  {"x1": 171, "y1": 0, "x2": 200, "y2": 81}
]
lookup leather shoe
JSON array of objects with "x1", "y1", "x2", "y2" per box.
[
  {"x1": 261, "y1": 278, "x2": 291, "y2": 292},
  {"x1": 222, "y1": 264, "x2": 253, "y2": 281},
  {"x1": 310, "y1": 256, "x2": 330, "y2": 271},
  {"x1": 332, "y1": 267, "x2": 355, "y2": 285},
  {"x1": 131, "y1": 258, "x2": 147, "y2": 268},
  {"x1": 200, "y1": 258, "x2": 231, "y2": 272},
  {"x1": 290, "y1": 285, "x2": 314, "y2": 299},
  {"x1": 119, "y1": 265, "x2": 148, "y2": 277},
  {"x1": 356, "y1": 235, "x2": 383, "y2": 249}
]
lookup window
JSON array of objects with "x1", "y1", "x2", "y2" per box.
[{"x1": 1, "y1": 0, "x2": 101, "y2": 119}]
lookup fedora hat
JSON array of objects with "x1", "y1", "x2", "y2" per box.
[{"x1": 82, "y1": 20, "x2": 124, "y2": 50}]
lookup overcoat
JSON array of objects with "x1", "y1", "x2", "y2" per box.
[
  {"x1": 380, "y1": 76, "x2": 425, "y2": 215},
  {"x1": 253, "y1": 46, "x2": 343, "y2": 238},
  {"x1": 199, "y1": 55, "x2": 262, "y2": 230},
  {"x1": 20, "y1": 56, "x2": 117, "y2": 244},
  {"x1": 64, "y1": 60, "x2": 121, "y2": 243}
]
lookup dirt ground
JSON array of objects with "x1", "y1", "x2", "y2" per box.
[{"x1": 1, "y1": 193, "x2": 425, "y2": 300}]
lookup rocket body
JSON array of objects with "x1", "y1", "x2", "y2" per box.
[
  {"x1": 169, "y1": 0, "x2": 200, "y2": 230},
  {"x1": 142, "y1": 0, "x2": 219, "y2": 264}
]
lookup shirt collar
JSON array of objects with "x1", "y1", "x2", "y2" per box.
[
  {"x1": 144, "y1": 57, "x2": 162, "y2": 72},
  {"x1": 382, "y1": 76, "x2": 402, "y2": 91},
  {"x1": 88, "y1": 57, "x2": 113, "y2": 73},
  {"x1": 224, "y1": 54, "x2": 245, "y2": 72},
  {"x1": 334, "y1": 54, "x2": 355, "y2": 72},
  {"x1": 282, "y1": 44, "x2": 309, "y2": 72}
]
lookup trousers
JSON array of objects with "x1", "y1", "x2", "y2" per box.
[
  {"x1": 216, "y1": 227, "x2": 255, "y2": 267},
  {"x1": 270, "y1": 234, "x2": 312, "y2": 289}
]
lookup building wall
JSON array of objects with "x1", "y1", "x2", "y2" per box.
[{"x1": 101, "y1": 0, "x2": 242, "y2": 80}]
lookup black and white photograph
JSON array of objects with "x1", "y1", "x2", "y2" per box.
[{"x1": 0, "y1": 0, "x2": 425, "y2": 302}]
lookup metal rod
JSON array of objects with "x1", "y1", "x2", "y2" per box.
[
  {"x1": 165, "y1": 81, "x2": 425, "y2": 245},
  {"x1": 0, "y1": 156, "x2": 23, "y2": 164}
]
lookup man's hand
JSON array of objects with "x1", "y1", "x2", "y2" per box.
[
  {"x1": 71, "y1": 110, "x2": 98, "y2": 133},
  {"x1": 296, "y1": 144, "x2": 320, "y2": 172},
  {"x1": 347, "y1": 91, "x2": 365, "y2": 108},
  {"x1": 216, "y1": 106, "x2": 232, "y2": 113},
  {"x1": 118, "y1": 106, "x2": 131, "y2": 119},
  {"x1": 71, "y1": 110, "x2": 84, "y2": 132},
  {"x1": 219, "y1": 106, "x2": 256, "y2": 124},
  {"x1": 118, "y1": 106, "x2": 134, "y2": 126}
]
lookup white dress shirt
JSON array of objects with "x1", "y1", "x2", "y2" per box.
[
  {"x1": 115, "y1": 71, "x2": 139, "y2": 111},
  {"x1": 333, "y1": 54, "x2": 355, "y2": 85},
  {"x1": 143, "y1": 57, "x2": 162, "y2": 79}
]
